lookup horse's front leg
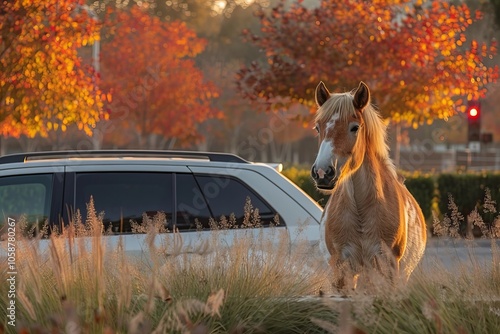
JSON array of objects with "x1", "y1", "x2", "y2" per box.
[
  {"x1": 329, "y1": 256, "x2": 356, "y2": 293},
  {"x1": 373, "y1": 245, "x2": 401, "y2": 284},
  {"x1": 329, "y1": 256, "x2": 345, "y2": 291}
]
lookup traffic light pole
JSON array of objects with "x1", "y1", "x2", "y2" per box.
[{"x1": 467, "y1": 101, "x2": 481, "y2": 152}]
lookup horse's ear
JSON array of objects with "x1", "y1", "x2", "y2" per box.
[
  {"x1": 353, "y1": 81, "x2": 370, "y2": 111},
  {"x1": 315, "y1": 81, "x2": 331, "y2": 107}
]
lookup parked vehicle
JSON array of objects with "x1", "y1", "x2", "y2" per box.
[{"x1": 0, "y1": 150, "x2": 323, "y2": 256}]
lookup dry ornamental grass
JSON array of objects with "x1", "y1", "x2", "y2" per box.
[{"x1": 0, "y1": 193, "x2": 499, "y2": 333}]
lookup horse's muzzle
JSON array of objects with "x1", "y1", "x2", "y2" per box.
[{"x1": 311, "y1": 165, "x2": 336, "y2": 190}]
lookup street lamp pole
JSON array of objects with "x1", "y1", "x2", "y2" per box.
[
  {"x1": 76, "y1": 4, "x2": 102, "y2": 149},
  {"x1": 79, "y1": 5, "x2": 100, "y2": 75}
]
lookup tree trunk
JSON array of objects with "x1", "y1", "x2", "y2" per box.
[
  {"x1": 92, "y1": 128, "x2": 103, "y2": 150},
  {"x1": 0, "y1": 136, "x2": 5, "y2": 156}
]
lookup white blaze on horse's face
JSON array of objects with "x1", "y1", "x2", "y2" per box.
[
  {"x1": 312, "y1": 113, "x2": 339, "y2": 188},
  {"x1": 314, "y1": 138, "x2": 335, "y2": 180},
  {"x1": 312, "y1": 114, "x2": 360, "y2": 190}
]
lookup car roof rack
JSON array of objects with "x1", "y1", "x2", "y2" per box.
[{"x1": 0, "y1": 150, "x2": 248, "y2": 164}]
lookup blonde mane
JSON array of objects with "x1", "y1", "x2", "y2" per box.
[{"x1": 314, "y1": 91, "x2": 390, "y2": 161}]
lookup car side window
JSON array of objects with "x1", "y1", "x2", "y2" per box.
[
  {"x1": 175, "y1": 173, "x2": 212, "y2": 231},
  {"x1": 193, "y1": 175, "x2": 282, "y2": 228},
  {"x1": 0, "y1": 174, "x2": 53, "y2": 233},
  {"x1": 74, "y1": 172, "x2": 173, "y2": 233}
]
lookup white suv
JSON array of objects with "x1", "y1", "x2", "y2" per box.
[{"x1": 0, "y1": 150, "x2": 323, "y2": 255}]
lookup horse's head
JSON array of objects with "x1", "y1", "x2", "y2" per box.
[{"x1": 311, "y1": 81, "x2": 370, "y2": 191}]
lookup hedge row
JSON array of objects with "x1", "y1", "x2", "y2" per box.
[{"x1": 283, "y1": 167, "x2": 500, "y2": 235}]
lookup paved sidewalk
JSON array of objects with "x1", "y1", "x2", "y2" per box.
[{"x1": 421, "y1": 238, "x2": 500, "y2": 271}]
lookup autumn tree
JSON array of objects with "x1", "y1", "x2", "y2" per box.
[
  {"x1": 0, "y1": 0, "x2": 105, "y2": 139},
  {"x1": 237, "y1": 0, "x2": 498, "y2": 127},
  {"x1": 98, "y1": 5, "x2": 220, "y2": 148}
]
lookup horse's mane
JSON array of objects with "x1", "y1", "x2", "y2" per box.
[{"x1": 314, "y1": 91, "x2": 390, "y2": 161}]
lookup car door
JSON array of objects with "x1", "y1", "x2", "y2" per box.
[
  {"x1": 174, "y1": 172, "x2": 283, "y2": 230},
  {"x1": 63, "y1": 164, "x2": 291, "y2": 255},
  {"x1": 64, "y1": 164, "x2": 189, "y2": 231},
  {"x1": 187, "y1": 165, "x2": 323, "y2": 253}
]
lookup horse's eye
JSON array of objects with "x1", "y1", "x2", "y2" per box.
[{"x1": 350, "y1": 125, "x2": 359, "y2": 133}]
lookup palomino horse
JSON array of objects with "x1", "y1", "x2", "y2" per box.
[{"x1": 311, "y1": 81, "x2": 427, "y2": 289}]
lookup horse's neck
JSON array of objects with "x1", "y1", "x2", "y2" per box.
[{"x1": 350, "y1": 154, "x2": 394, "y2": 204}]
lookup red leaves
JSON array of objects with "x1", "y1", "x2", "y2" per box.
[{"x1": 99, "y1": 5, "x2": 220, "y2": 147}]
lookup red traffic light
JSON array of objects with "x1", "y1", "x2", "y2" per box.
[
  {"x1": 466, "y1": 101, "x2": 481, "y2": 143},
  {"x1": 467, "y1": 101, "x2": 481, "y2": 120},
  {"x1": 469, "y1": 107, "x2": 479, "y2": 118}
]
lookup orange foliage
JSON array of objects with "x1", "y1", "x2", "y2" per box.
[
  {"x1": 237, "y1": 0, "x2": 498, "y2": 126},
  {"x1": 99, "y1": 6, "x2": 220, "y2": 147},
  {"x1": 0, "y1": 0, "x2": 105, "y2": 137}
]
